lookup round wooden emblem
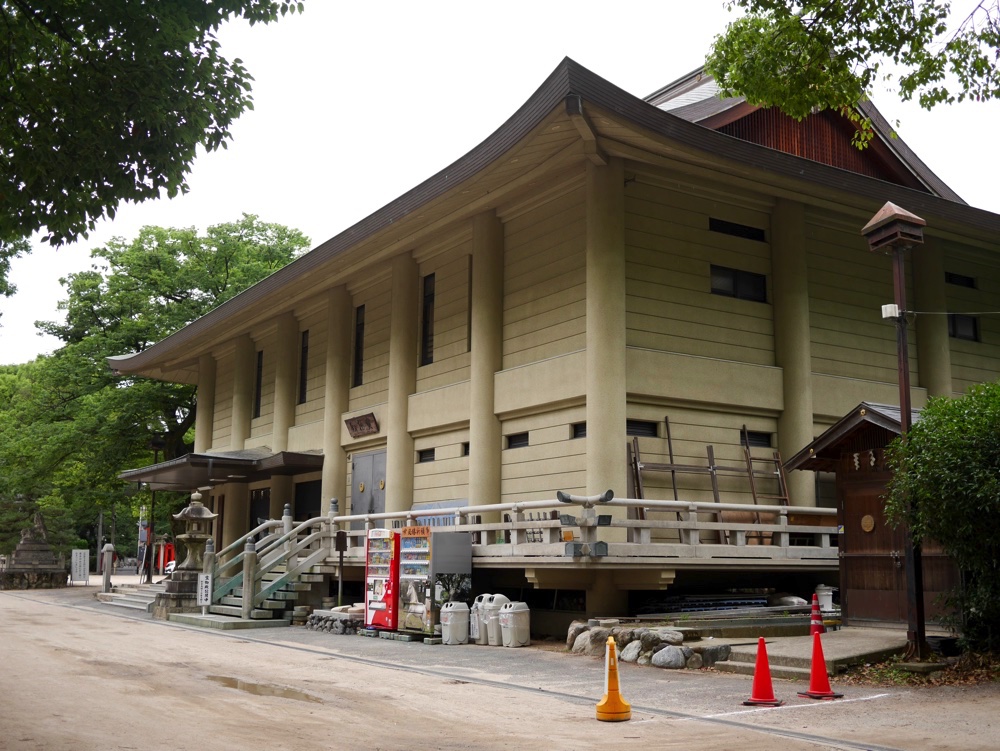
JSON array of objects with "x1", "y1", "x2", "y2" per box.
[{"x1": 861, "y1": 514, "x2": 875, "y2": 533}]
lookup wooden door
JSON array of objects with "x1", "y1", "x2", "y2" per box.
[
  {"x1": 840, "y1": 478, "x2": 908, "y2": 626},
  {"x1": 840, "y1": 473, "x2": 960, "y2": 628}
]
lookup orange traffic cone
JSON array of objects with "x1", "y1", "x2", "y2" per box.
[
  {"x1": 596, "y1": 636, "x2": 631, "y2": 721},
  {"x1": 798, "y1": 632, "x2": 844, "y2": 700},
  {"x1": 743, "y1": 637, "x2": 784, "y2": 706},
  {"x1": 809, "y1": 593, "x2": 826, "y2": 635}
]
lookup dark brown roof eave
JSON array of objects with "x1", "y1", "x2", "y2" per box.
[
  {"x1": 785, "y1": 402, "x2": 920, "y2": 472},
  {"x1": 110, "y1": 58, "x2": 1000, "y2": 376}
]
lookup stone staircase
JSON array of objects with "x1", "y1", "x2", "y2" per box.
[
  {"x1": 167, "y1": 564, "x2": 327, "y2": 630},
  {"x1": 97, "y1": 582, "x2": 166, "y2": 614}
]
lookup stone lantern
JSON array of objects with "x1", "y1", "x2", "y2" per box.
[
  {"x1": 172, "y1": 491, "x2": 217, "y2": 573},
  {"x1": 152, "y1": 490, "x2": 217, "y2": 620}
]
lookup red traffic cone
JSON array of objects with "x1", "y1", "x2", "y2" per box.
[
  {"x1": 798, "y1": 632, "x2": 844, "y2": 700},
  {"x1": 809, "y1": 593, "x2": 825, "y2": 635},
  {"x1": 743, "y1": 637, "x2": 784, "y2": 706}
]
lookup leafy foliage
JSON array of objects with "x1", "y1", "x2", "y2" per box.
[
  {"x1": 0, "y1": 1, "x2": 303, "y2": 252},
  {"x1": 706, "y1": 1, "x2": 1000, "y2": 144},
  {"x1": 0, "y1": 215, "x2": 308, "y2": 556},
  {"x1": 885, "y1": 381, "x2": 1000, "y2": 652}
]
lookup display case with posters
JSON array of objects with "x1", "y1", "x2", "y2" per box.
[{"x1": 364, "y1": 528, "x2": 400, "y2": 630}]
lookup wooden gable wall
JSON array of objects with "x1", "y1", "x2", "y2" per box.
[{"x1": 718, "y1": 108, "x2": 928, "y2": 193}]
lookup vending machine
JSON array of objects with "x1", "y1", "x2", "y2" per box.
[
  {"x1": 364, "y1": 528, "x2": 400, "y2": 630},
  {"x1": 398, "y1": 527, "x2": 472, "y2": 635}
]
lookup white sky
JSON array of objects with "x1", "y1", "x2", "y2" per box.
[{"x1": 2, "y1": 1, "x2": 999, "y2": 365}]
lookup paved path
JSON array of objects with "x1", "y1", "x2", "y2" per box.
[{"x1": 2, "y1": 584, "x2": 997, "y2": 750}]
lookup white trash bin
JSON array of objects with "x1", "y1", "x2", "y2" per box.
[
  {"x1": 471, "y1": 594, "x2": 491, "y2": 645},
  {"x1": 815, "y1": 584, "x2": 837, "y2": 611},
  {"x1": 483, "y1": 594, "x2": 511, "y2": 646},
  {"x1": 440, "y1": 601, "x2": 470, "y2": 645},
  {"x1": 499, "y1": 601, "x2": 531, "y2": 648}
]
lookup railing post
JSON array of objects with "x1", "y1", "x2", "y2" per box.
[
  {"x1": 775, "y1": 508, "x2": 790, "y2": 548},
  {"x1": 683, "y1": 504, "x2": 700, "y2": 546},
  {"x1": 512, "y1": 506, "x2": 526, "y2": 545},
  {"x1": 282, "y1": 503, "x2": 293, "y2": 556},
  {"x1": 241, "y1": 540, "x2": 257, "y2": 620}
]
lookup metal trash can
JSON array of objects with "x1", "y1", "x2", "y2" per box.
[
  {"x1": 440, "y1": 602, "x2": 470, "y2": 645},
  {"x1": 499, "y1": 601, "x2": 531, "y2": 647},
  {"x1": 471, "y1": 593, "x2": 491, "y2": 645},
  {"x1": 483, "y1": 594, "x2": 511, "y2": 646}
]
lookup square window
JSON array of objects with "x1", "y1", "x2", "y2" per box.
[
  {"x1": 711, "y1": 265, "x2": 767, "y2": 303},
  {"x1": 945, "y1": 272, "x2": 976, "y2": 289},
  {"x1": 626, "y1": 420, "x2": 658, "y2": 438},
  {"x1": 743, "y1": 430, "x2": 772, "y2": 448},
  {"x1": 506, "y1": 432, "x2": 529, "y2": 449},
  {"x1": 417, "y1": 448, "x2": 436, "y2": 463},
  {"x1": 948, "y1": 313, "x2": 979, "y2": 341}
]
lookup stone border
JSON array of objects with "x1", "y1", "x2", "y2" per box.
[{"x1": 566, "y1": 621, "x2": 731, "y2": 670}]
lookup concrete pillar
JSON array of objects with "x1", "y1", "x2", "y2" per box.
[
  {"x1": 585, "y1": 159, "x2": 627, "y2": 502},
  {"x1": 912, "y1": 238, "x2": 952, "y2": 397},
  {"x1": 194, "y1": 353, "x2": 216, "y2": 454},
  {"x1": 585, "y1": 570, "x2": 627, "y2": 618},
  {"x1": 321, "y1": 286, "x2": 352, "y2": 516},
  {"x1": 385, "y1": 254, "x2": 418, "y2": 514},
  {"x1": 270, "y1": 475, "x2": 293, "y2": 519},
  {"x1": 230, "y1": 335, "x2": 255, "y2": 450},
  {"x1": 271, "y1": 313, "x2": 299, "y2": 453},
  {"x1": 771, "y1": 199, "x2": 815, "y2": 507},
  {"x1": 221, "y1": 482, "x2": 249, "y2": 561},
  {"x1": 468, "y1": 211, "x2": 504, "y2": 510}
]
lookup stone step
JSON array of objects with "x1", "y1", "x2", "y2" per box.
[
  {"x1": 168, "y1": 613, "x2": 291, "y2": 630},
  {"x1": 309, "y1": 564, "x2": 340, "y2": 575},
  {"x1": 96, "y1": 593, "x2": 154, "y2": 613},
  {"x1": 208, "y1": 604, "x2": 276, "y2": 619},
  {"x1": 712, "y1": 659, "x2": 813, "y2": 682},
  {"x1": 298, "y1": 574, "x2": 324, "y2": 583},
  {"x1": 220, "y1": 596, "x2": 286, "y2": 610},
  {"x1": 234, "y1": 587, "x2": 299, "y2": 601}
]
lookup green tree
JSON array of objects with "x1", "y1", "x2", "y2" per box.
[
  {"x1": 0, "y1": 215, "x2": 309, "y2": 554},
  {"x1": 0, "y1": 1, "x2": 303, "y2": 254},
  {"x1": 706, "y1": 1, "x2": 1000, "y2": 144},
  {"x1": 885, "y1": 381, "x2": 1000, "y2": 652}
]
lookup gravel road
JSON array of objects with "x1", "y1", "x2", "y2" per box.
[{"x1": 2, "y1": 585, "x2": 997, "y2": 751}]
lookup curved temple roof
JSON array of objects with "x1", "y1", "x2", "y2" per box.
[{"x1": 108, "y1": 58, "x2": 1000, "y2": 382}]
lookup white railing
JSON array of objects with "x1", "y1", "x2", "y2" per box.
[{"x1": 203, "y1": 494, "x2": 837, "y2": 618}]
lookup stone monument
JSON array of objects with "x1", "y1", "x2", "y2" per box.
[{"x1": 0, "y1": 511, "x2": 67, "y2": 590}]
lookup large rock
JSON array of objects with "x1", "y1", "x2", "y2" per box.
[
  {"x1": 639, "y1": 630, "x2": 662, "y2": 652},
  {"x1": 571, "y1": 631, "x2": 590, "y2": 654},
  {"x1": 619, "y1": 640, "x2": 643, "y2": 663},
  {"x1": 566, "y1": 621, "x2": 589, "y2": 650},
  {"x1": 586, "y1": 627, "x2": 612, "y2": 657},
  {"x1": 686, "y1": 653, "x2": 704, "y2": 670},
  {"x1": 611, "y1": 627, "x2": 636, "y2": 648},
  {"x1": 651, "y1": 645, "x2": 687, "y2": 669},
  {"x1": 690, "y1": 643, "x2": 731, "y2": 667},
  {"x1": 651, "y1": 628, "x2": 685, "y2": 646}
]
